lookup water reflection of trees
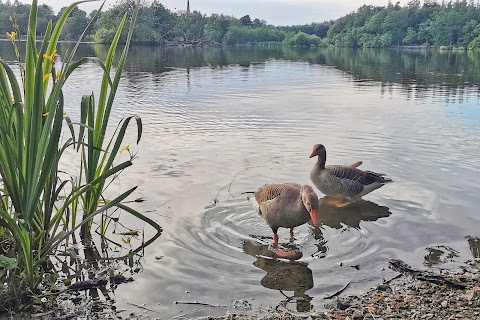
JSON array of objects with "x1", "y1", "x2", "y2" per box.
[
  {"x1": 117, "y1": 45, "x2": 480, "y2": 99},
  {"x1": 4, "y1": 43, "x2": 480, "y2": 98}
]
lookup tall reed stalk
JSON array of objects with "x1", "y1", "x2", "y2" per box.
[{"x1": 0, "y1": 0, "x2": 161, "y2": 306}]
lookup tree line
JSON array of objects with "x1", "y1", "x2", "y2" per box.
[{"x1": 2, "y1": 0, "x2": 480, "y2": 48}]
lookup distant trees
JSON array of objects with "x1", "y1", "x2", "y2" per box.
[
  {"x1": 3, "y1": 0, "x2": 480, "y2": 48},
  {"x1": 60, "y1": 6, "x2": 89, "y2": 40},
  {"x1": 324, "y1": 1, "x2": 480, "y2": 48}
]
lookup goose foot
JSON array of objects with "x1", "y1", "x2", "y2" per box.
[{"x1": 273, "y1": 247, "x2": 302, "y2": 260}]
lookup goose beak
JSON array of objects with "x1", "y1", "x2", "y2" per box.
[
  {"x1": 309, "y1": 150, "x2": 317, "y2": 158},
  {"x1": 310, "y1": 209, "x2": 319, "y2": 227}
]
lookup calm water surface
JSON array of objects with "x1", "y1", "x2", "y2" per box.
[{"x1": 2, "y1": 45, "x2": 480, "y2": 317}]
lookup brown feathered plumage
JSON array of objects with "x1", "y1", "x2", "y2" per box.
[{"x1": 250, "y1": 183, "x2": 318, "y2": 244}]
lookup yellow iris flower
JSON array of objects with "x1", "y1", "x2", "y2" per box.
[
  {"x1": 43, "y1": 73, "x2": 51, "y2": 81},
  {"x1": 42, "y1": 112, "x2": 67, "y2": 117},
  {"x1": 6, "y1": 31, "x2": 16, "y2": 40},
  {"x1": 43, "y1": 50, "x2": 58, "y2": 63},
  {"x1": 119, "y1": 144, "x2": 131, "y2": 154}
]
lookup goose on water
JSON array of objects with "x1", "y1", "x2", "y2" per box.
[
  {"x1": 251, "y1": 183, "x2": 319, "y2": 244},
  {"x1": 309, "y1": 144, "x2": 392, "y2": 207}
]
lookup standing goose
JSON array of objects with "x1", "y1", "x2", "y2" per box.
[
  {"x1": 309, "y1": 144, "x2": 392, "y2": 207},
  {"x1": 251, "y1": 183, "x2": 319, "y2": 244}
]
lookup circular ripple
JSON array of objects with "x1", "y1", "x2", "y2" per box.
[
  {"x1": 170, "y1": 196, "x2": 402, "y2": 268},
  {"x1": 169, "y1": 196, "x2": 333, "y2": 269}
]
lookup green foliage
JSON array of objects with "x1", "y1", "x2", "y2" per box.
[
  {"x1": 283, "y1": 32, "x2": 324, "y2": 47},
  {"x1": 322, "y1": 1, "x2": 480, "y2": 48},
  {"x1": 61, "y1": 6, "x2": 89, "y2": 40},
  {"x1": 239, "y1": 15, "x2": 252, "y2": 27},
  {"x1": 4, "y1": 0, "x2": 480, "y2": 48},
  {"x1": 0, "y1": 0, "x2": 161, "y2": 306},
  {"x1": 468, "y1": 34, "x2": 480, "y2": 50},
  {"x1": 0, "y1": 255, "x2": 17, "y2": 280}
]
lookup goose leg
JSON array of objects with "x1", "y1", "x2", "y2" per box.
[
  {"x1": 290, "y1": 228, "x2": 295, "y2": 242},
  {"x1": 273, "y1": 232, "x2": 279, "y2": 244}
]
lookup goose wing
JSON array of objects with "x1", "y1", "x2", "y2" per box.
[
  {"x1": 254, "y1": 183, "x2": 298, "y2": 215},
  {"x1": 255, "y1": 183, "x2": 290, "y2": 204},
  {"x1": 325, "y1": 166, "x2": 391, "y2": 197}
]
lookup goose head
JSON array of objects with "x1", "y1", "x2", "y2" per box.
[
  {"x1": 300, "y1": 185, "x2": 319, "y2": 227},
  {"x1": 309, "y1": 144, "x2": 326, "y2": 158}
]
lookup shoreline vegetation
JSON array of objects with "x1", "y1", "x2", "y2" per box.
[
  {"x1": 1, "y1": 0, "x2": 162, "y2": 316},
  {"x1": 4, "y1": 1, "x2": 480, "y2": 49},
  {"x1": 0, "y1": 38, "x2": 477, "y2": 52}
]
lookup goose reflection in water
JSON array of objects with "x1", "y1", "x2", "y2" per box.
[
  {"x1": 243, "y1": 241, "x2": 314, "y2": 312},
  {"x1": 315, "y1": 196, "x2": 392, "y2": 229}
]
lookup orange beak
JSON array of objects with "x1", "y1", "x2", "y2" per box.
[
  {"x1": 310, "y1": 209, "x2": 319, "y2": 227},
  {"x1": 309, "y1": 149, "x2": 317, "y2": 158}
]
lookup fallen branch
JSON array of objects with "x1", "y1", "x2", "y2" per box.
[
  {"x1": 388, "y1": 259, "x2": 466, "y2": 289},
  {"x1": 68, "y1": 277, "x2": 108, "y2": 291},
  {"x1": 126, "y1": 302, "x2": 156, "y2": 312},
  {"x1": 383, "y1": 273, "x2": 402, "y2": 284},
  {"x1": 174, "y1": 300, "x2": 228, "y2": 308},
  {"x1": 324, "y1": 281, "x2": 351, "y2": 299},
  {"x1": 145, "y1": 200, "x2": 172, "y2": 218},
  {"x1": 207, "y1": 169, "x2": 248, "y2": 208}
]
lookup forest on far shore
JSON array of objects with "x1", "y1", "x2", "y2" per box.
[{"x1": 2, "y1": 0, "x2": 480, "y2": 49}]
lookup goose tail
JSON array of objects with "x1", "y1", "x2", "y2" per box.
[{"x1": 365, "y1": 170, "x2": 393, "y2": 183}]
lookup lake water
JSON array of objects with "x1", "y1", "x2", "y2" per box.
[{"x1": 1, "y1": 44, "x2": 480, "y2": 318}]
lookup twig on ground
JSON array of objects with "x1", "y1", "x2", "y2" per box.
[
  {"x1": 145, "y1": 200, "x2": 172, "y2": 218},
  {"x1": 175, "y1": 301, "x2": 228, "y2": 308},
  {"x1": 384, "y1": 273, "x2": 402, "y2": 284},
  {"x1": 207, "y1": 169, "x2": 248, "y2": 208},
  {"x1": 126, "y1": 302, "x2": 156, "y2": 312},
  {"x1": 227, "y1": 169, "x2": 247, "y2": 198},
  {"x1": 388, "y1": 259, "x2": 467, "y2": 289},
  {"x1": 324, "y1": 281, "x2": 351, "y2": 299}
]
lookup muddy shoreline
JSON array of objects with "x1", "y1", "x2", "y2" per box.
[{"x1": 203, "y1": 259, "x2": 480, "y2": 320}]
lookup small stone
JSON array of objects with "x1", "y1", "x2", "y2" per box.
[
  {"x1": 377, "y1": 284, "x2": 392, "y2": 292},
  {"x1": 352, "y1": 309, "x2": 364, "y2": 319},
  {"x1": 441, "y1": 300, "x2": 448, "y2": 308},
  {"x1": 327, "y1": 298, "x2": 350, "y2": 310}
]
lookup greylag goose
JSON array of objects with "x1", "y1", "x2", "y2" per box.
[
  {"x1": 309, "y1": 144, "x2": 392, "y2": 207},
  {"x1": 251, "y1": 183, "x2": 319, "y2": 244}
]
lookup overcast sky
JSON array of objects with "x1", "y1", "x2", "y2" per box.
[{"x1": 35, "y1": 0, "x2": 392, "y2": 26}]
